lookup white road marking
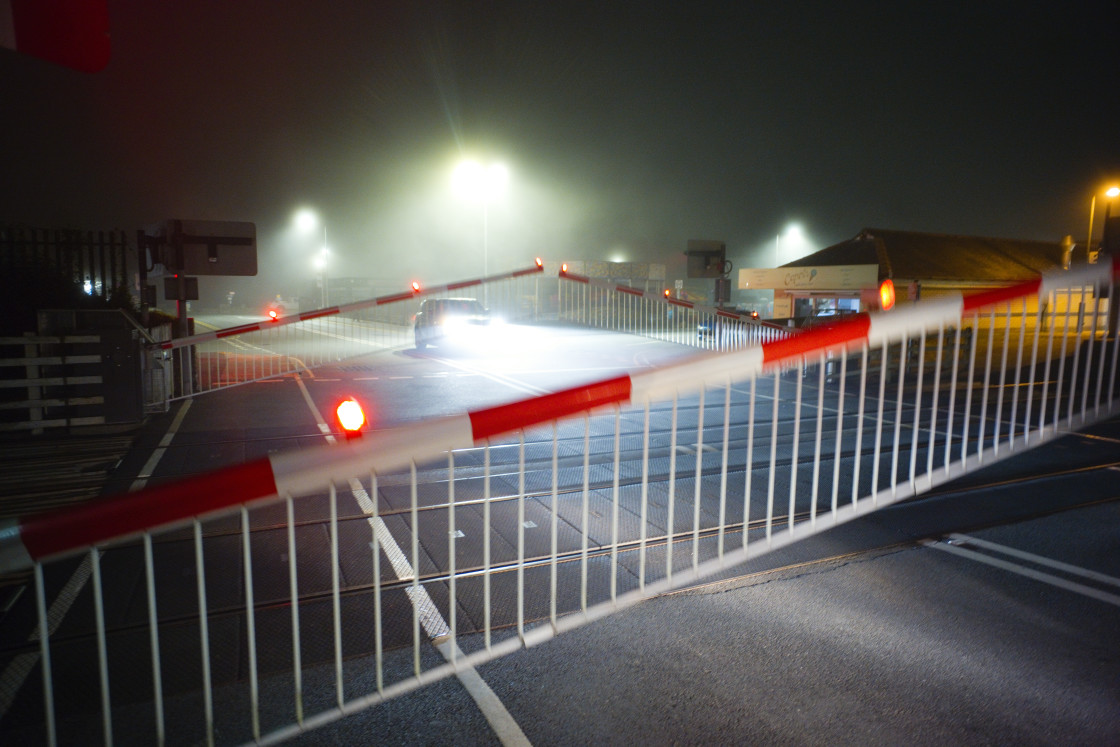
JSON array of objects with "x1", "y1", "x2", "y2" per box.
[
  {"x1": 293, "y1": 376, "x2": 531, "y2": 746},
  {"x1": 926, "y1": 535, "x2": 1120, "y2": 607},
  {"x1": 0, "y1": 398, "x2": 196, "y2": 722}
]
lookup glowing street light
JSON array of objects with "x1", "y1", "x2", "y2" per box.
[
  {"x1": 1086, "y1": 184, "x2": 1120, "y2": 263},
  {"x1": 294, "y1": 208, "x2": 330, "y2": 306},
  {"x1": 453, "y1": 159, "x2": 508, "y2": 279}
]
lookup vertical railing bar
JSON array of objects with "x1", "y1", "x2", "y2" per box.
[
  {"x1": 1092, "y1": 281, "x2": 1111, "y2": 415},
  {"x1": 484, "y1": 443, "x2": 493, "y2": 649},
  {"x1": 909, "y1": 328, "x2": 926, "y2": 487},
  {"x1": 977, "y1": 308, "x2": 996, "y2": 462},
  {"x1": 639, "y1": 403, "x2": 651, "y2": 590},
  {"x1": 517, "y1": 433, "x2": 527, "y2": 637},
  {"x1": 831, "y1": 347, "x2": 848, "y2": 519},
  {"x1": 193, "y1": 520, "x2": 214, "y2": 747},
  {"x1": 1080, "y1": 282, "x2": 1100, "y2": 422},
  {"x1": 718, "y1": 379, "x2": 731, "y2": 558},
  {"x1": 610, "y1": 409, "x2": 622, "y2": 597},
  {"x1": 871, "y1": 341, "x2": 888, "y2": 503},
  {"x1": 33, "y1": 563, "x2": 57, "y2": 747},
  {"x1": 141, "y1": 534, "x2": 166, "y2": 747},
  {"x1": 788, "y1": 367, "x2": 803, "y2": 530},
  {"x1": 371, "y1": 471, "x2": 384, "y2": 693},
  {"x1": 239, "y1": 507, "x2": 260, "y2": 742},
  {"x1": 551, "y1": 423, "x2": 560, "y2": 622},
  {"x1": 1024, "y1": 298, "x2": 1043, "y2": 445},
  {"x1": 410, "y1": 461, "x2": 421, "y2": 676},
  {"x1": 666, "y1": 399, "x2": 678, "y2": 581},
  {"x1": 852, "y1": 346, "x2": 869, "y2": 505},
  {"x1": 810, "y1": 354, "x2": 825, "y2": 527},
  {"x1": 961, "y1": 311, "x2": 979, "y2": 462},
  {"x1": 927, "y1": 325, "x2": 945, "y2": 481},
  {"x1": 1009, "y1": 298, "x2": 1027, "y2": 447},
  {"x1": 743, "y1": 376, "x2": 757, "y2": 551},
  {"x1": 993, "y1": 303, "x2": 1012, "y2": 455},
  {"x1": 581, "y1": 417, "x2": 592, "y2": 607},
  {"x1": 692, "y1": 387, "x2": 706, "y2": 569},
  {"x1": 945, "y1": 322, "x2": 963, "y2": 472},
  {"x1": 766, "y1": 370, "x2": 780, "y2": 544},
  {"x1": 448, "y1": 453, "x2": 457, "y2": 665},
  {"x1": 91, "y1": 548, "x2": 113, "y2": 745},
  {"x1": 890, "y1": 334, "x2": 907, "y2": 496},
  {"x1": 1064, "y1": 288, "x2": 1081, "y2": 424},
  {"x1": 329, "y1": 482, "x2": 343, "y2": 707},
  {"x1": 286, "y1": 495, "x2": 303, "y2": 724}
]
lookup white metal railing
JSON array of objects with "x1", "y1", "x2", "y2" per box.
[
  {"x1": 0, "y1": 260, "x2": 1117, "y2": 745},
  {"x1": 556, "y1": 267, "x2": 795, "y2": 350},
  {"x1": 153, "y1": 262, "x2": 546, "y2": 400}
]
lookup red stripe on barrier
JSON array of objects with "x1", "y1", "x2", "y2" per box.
[
  {"x1": 299, "y1": 308, "x2": 340, "y2": 321},
  {"x1": 378, "y1": 292, "x2": 415, "y2": 305},
  {"x1": 559, "y1": 271, "x2": 590, "y2": 284},
  {"x1": 961, "y1": 278, "x2": 1042, "y2": 313},
  {"x1": 512, "y1": 265, "x2": 545, "y2": 277},
  {"x1": 762, "y1": 315, "x2": 871, "y2": 366},
  {"x1": 18, "y1": 459, "x2": 279, "y2": 562},
  {"x1": 469, "y1": 375, "x2": 633, "y2": 442},
  {"x1": 447, "y1": 279, "x2": 483, "y2": 291},
  {"x1": 618, "y1": 285, "x2": 643, "y2": 296},
  {"x1": 217, "y1": 324, "x2": 259, "y2": 338},
  {"x1": 715, "y1": 310, "x2": 740, "y2": 320},
  {"x1": 667, "y1": 298, "x2": 694, "y2": 309}
]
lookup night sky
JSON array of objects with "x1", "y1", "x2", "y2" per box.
[{"x1": 2, "y1": 1, "x2": 1117, "y2": 295}]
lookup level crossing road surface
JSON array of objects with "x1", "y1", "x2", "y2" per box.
[{"x1": 1, "y1": 324, "x2": 1118, "y2": 744}]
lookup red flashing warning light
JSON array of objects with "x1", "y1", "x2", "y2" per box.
[
  {"x1": 664, "y1": 289, "x2": 672, "y2": 298},
  {"x1": 268, "y1": 308, "x2": 279, "y2": 321},
  {"x1": 561, "y1": 263, "x2": 569, "y2": 273},
  {"x1": 879, "y1": 279, "x2": 896, "y2": 311},
  {"x1": 411, "y1": 281, "x2": 421, "y2": 293},
  {"x1": 535, "y1": 257, "x2": 543, "y2": 268},
  {"x1": 336, "y1": 398, "x2": 366, "y2": 438}
]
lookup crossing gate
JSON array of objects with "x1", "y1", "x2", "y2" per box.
[
  {"x1": 148, "y1": 260, "x2": 793, "y2": 403},
  {"x1": 0, "y1": 260, "x2": 1117, "y2": 745}
]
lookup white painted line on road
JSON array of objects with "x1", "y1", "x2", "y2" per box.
[
  {"x1": 134, "y1": 399, "x2": 194, "y2": 485},
  {"x1": 946, "y1": 533, "x2": 1120, "y2": 588},
  {"x1": 293, "y1": 376, "x2": 531, "y2": 746},
  {"x1": 0, "y1": 550, "x2": 101, "y2": 720},
  {"x1": 0, "y1": 399, "x2": 195, "y2": 722},
  {"x1": 925, "y1": 537, "x2": 1120, "y2": 607}
]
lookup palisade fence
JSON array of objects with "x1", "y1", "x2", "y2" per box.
[
  {"x1": 0, "y1": 260, "x2": 1117, "y2": 746},
  {"x1": 0, "y1": 225, "x2": 133, "y2": 306}
]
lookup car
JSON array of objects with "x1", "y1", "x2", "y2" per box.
[{"x1": 414, "y1": 297, "x2": 491, "y2": 349}]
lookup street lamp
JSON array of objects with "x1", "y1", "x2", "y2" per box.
[
  {"x1": 1086, "y1": 185, "x2": 1120, "y2": 263},
  {"x1": 453, "y1": 159, "x2": 508, "y2": 279},
  {"x1": 294, "y1": 208, "x2": 330, "y2": 306}
]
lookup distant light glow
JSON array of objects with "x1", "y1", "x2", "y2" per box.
[
  {"x1": 453, "y1": 160, "x2": 509, "y2": 197},
  {"x1": 1107, "y1": 186, "x2": 1120, "y2": 198},
  {"x1": 336, "y1": 398, "x2": 366, "y2": 432},
  {"x1": 294, "y1": 208, "x2": 319, "y2": 233}
]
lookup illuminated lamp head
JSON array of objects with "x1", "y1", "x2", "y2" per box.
[
  {"x1": 411, "y1": 281, "x2": 422, "y2": 293},
  {"x1": 879, "y1": 279, "x2": 896, "y2": 311},
  {"x1": 336, "y1": 398, "x2": 366, "y2": 438}
]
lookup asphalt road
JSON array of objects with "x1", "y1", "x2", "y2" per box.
[{"x1": 1, "y1": 325, "x2": 1118, "y2": 745}]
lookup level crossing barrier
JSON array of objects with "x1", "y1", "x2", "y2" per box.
[
  {"x1": 557, "y1": 266, "x2": 794, "y2": 350},
  {"x1": 0, "y1": 259, "x2": 1117, "y2": 745},
  {"x1": 152, "y1": 262, "x2": 547, "y2": 401}
]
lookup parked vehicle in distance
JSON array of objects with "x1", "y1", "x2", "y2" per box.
[{"x1": 414, "y1": 297, "x2": 491, "y2": 349}]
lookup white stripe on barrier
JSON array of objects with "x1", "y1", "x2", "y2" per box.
[{"x1": 866, "y1": 294, "x2": 964, "y2": 347}]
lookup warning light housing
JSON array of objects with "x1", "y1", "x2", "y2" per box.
[
  {"x1": 411, "y1": 281, "x2": 421, "y2": 293},
  {"x1": 268, "y1": 308, "x2": 280, "y2": 321},
  {"x1": 664, "y1": 289, "x2": 671, "y2": 298},
  {"x1": 879, "y1": 279, "x2": 896, "y2": 311},
  {"x1": 535, "y1": 257, "x2": 543, "y2": 268},
  {"x1": 336, "y1": 398, "x2": 366, "y2": 438}
]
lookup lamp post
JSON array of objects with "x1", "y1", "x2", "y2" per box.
[
  {"x1": 295, "y1": 208, "x2": 330, "y2": 307},
  {"x1": 453, "y1": 160, "x2": 508, "y2": 280}
]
